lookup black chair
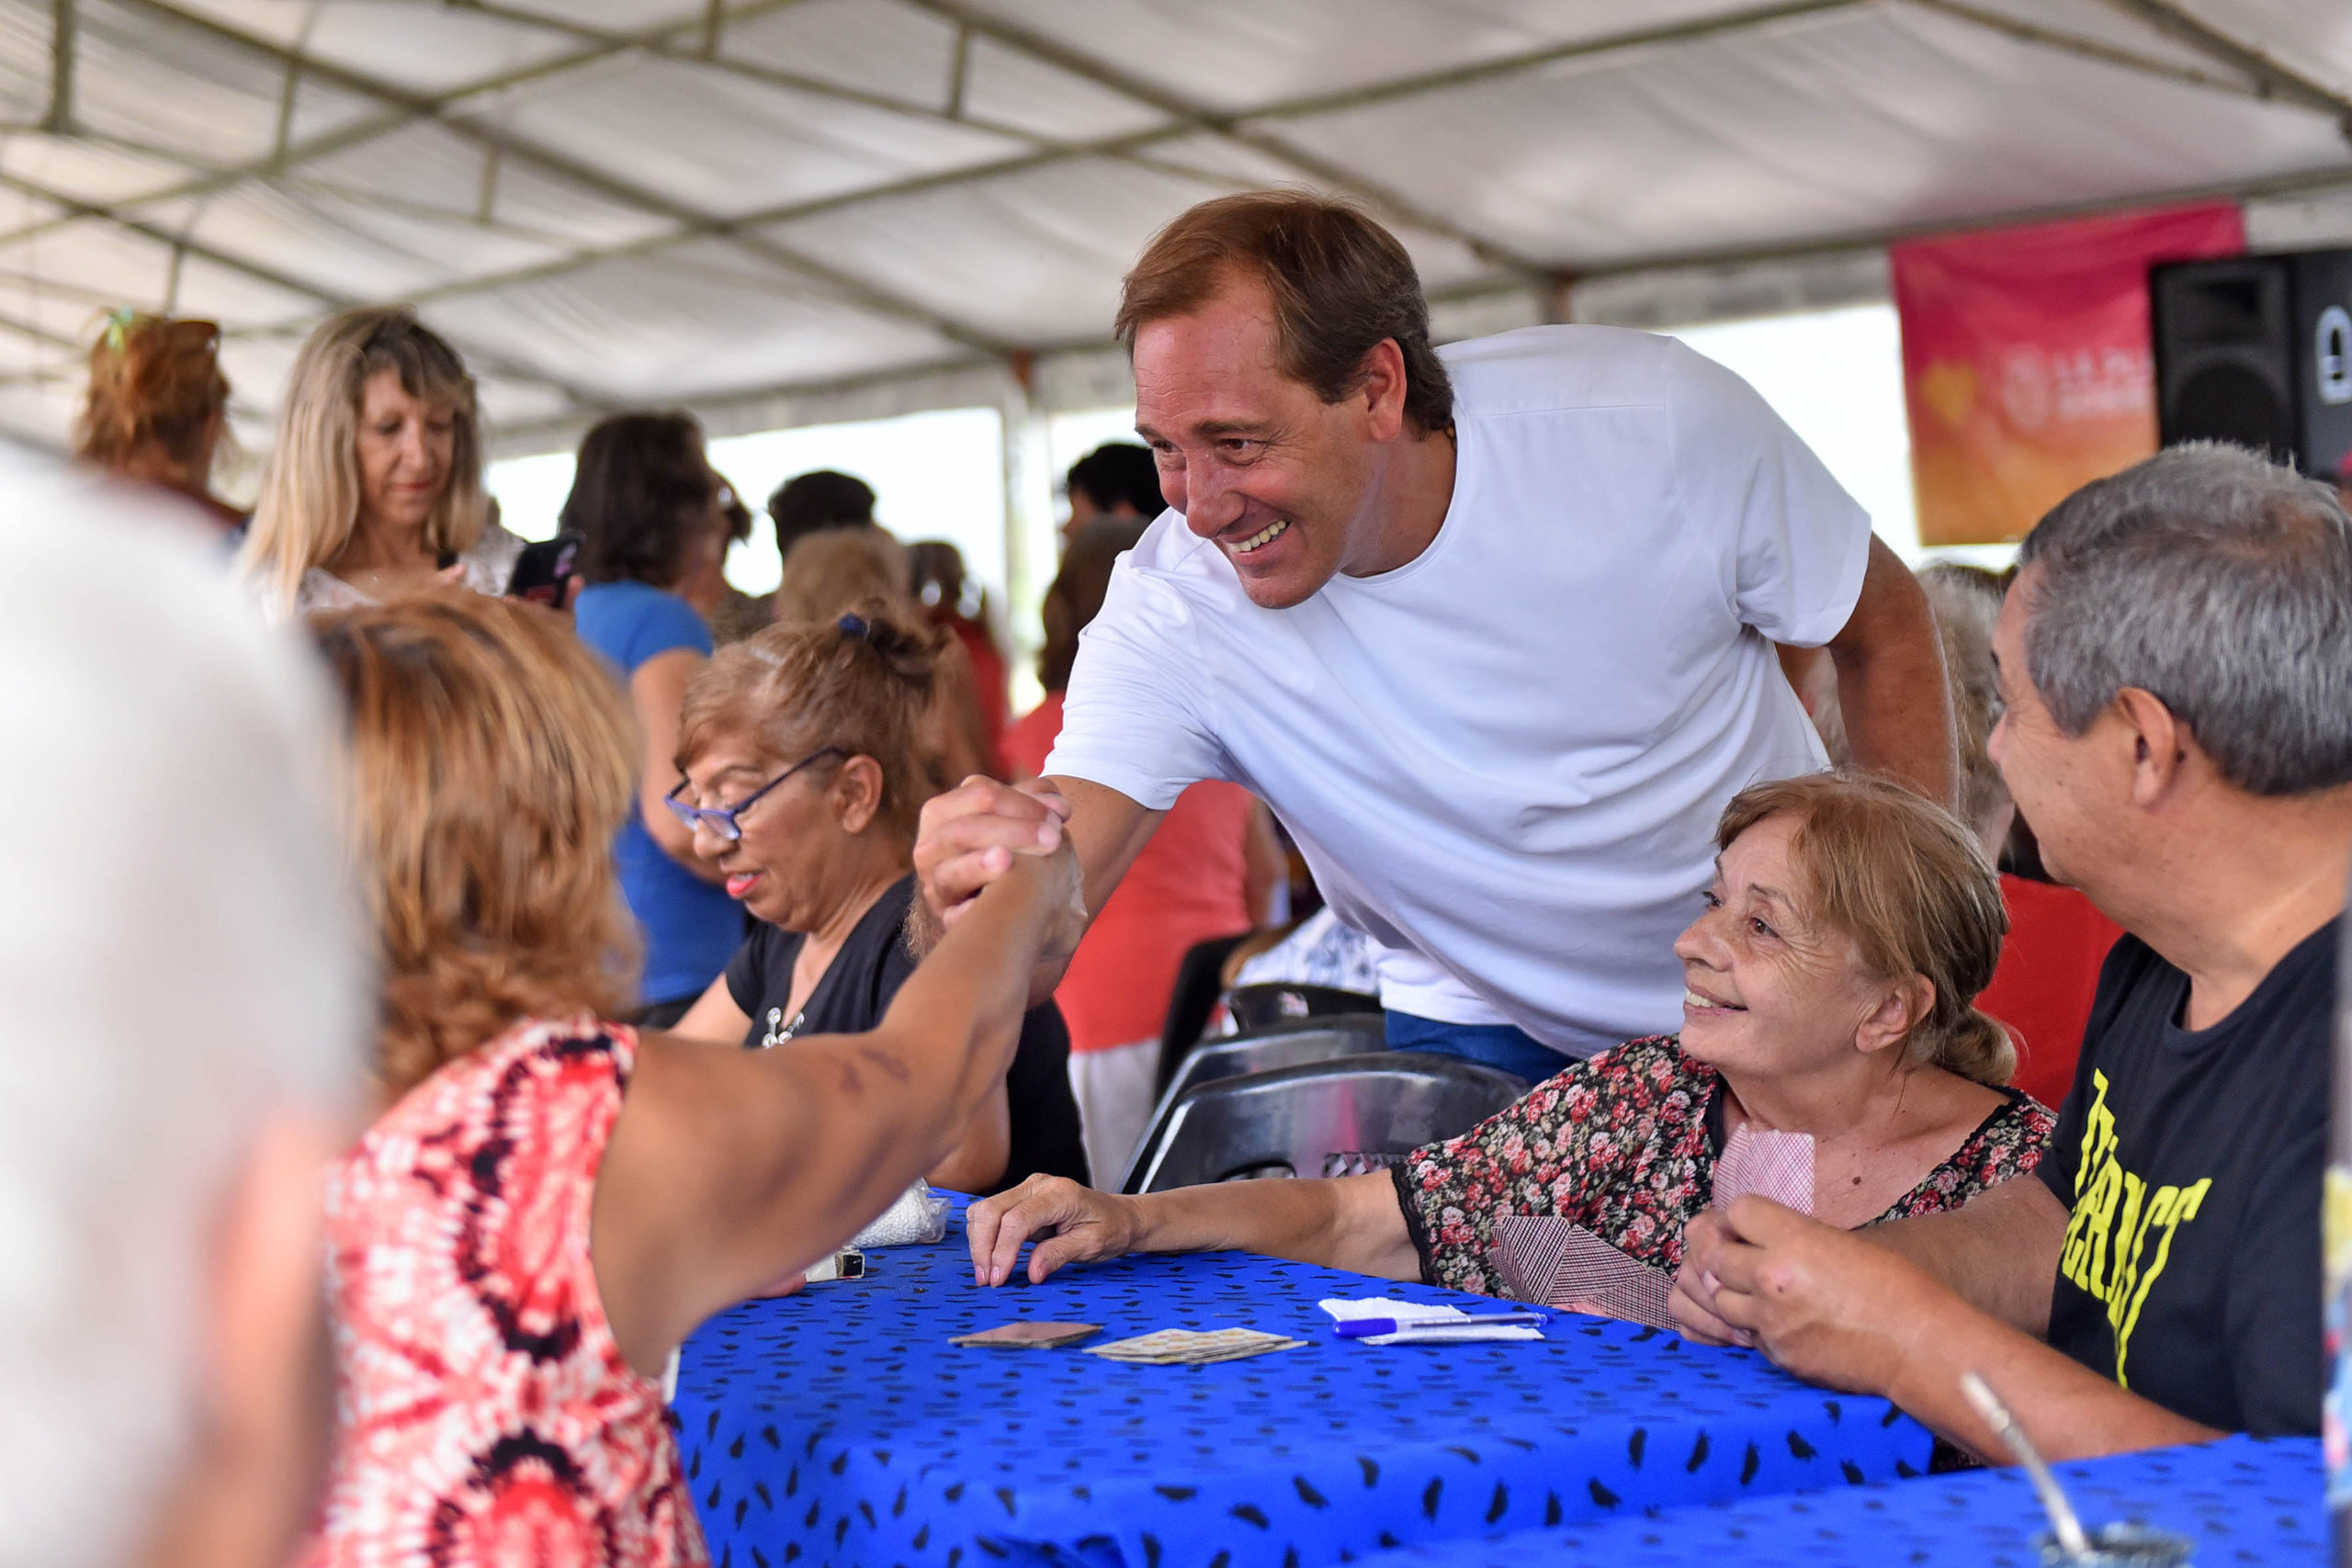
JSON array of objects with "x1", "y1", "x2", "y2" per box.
[
  {"x1": 1120, "y1": 1052, "x2": 1528, "y2": 1194},
  {"x1": 1223, "y1": 982, "x2": 1383, "y2": 1033},
  {"x1": 1135, "y1": 1015, "x2": 1387, "y2": 1176},
  {"x1": 1154, "y1": 931, "x2": 1254, "y2": 1075}
]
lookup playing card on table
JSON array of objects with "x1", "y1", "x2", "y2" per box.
[
  {"x1": 1493, "y1": 1215, "x2": 1677, "y2": 1331},
  {"x1": 1084, "y1": 1328, "x2": 1303, "y2": 1365},
  {"x1": 949, "y1": 1322, "x2": 1101, "y2": 1348},
  {"x1": 1714, "y1": 1125, "x2": 1815, "y2": 1215}
]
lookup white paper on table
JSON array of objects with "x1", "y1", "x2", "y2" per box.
[{"x1": 1317, "y1": 1296, "x2": 1545, "y2": 1346}]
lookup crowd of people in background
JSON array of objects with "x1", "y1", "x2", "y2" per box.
[{"x1": 20, "y1": 188, "x2": 2350, "y2": 1568}]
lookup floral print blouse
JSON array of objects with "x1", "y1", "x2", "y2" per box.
[{"x1": 1390, "y1": 1035, "x2": 2057, "y2": 1297}]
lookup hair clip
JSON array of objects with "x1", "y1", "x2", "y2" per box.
[
  {"x1": 836, "y1": 613, "x2": 869, "y2": 639},
  {"x1": 102, "y1": 306, "x2": 138, "y2": 353}
]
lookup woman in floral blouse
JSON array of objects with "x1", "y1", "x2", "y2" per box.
[{"x1": 965, "y1": 773, "x2": 2056, "y2": 1307}]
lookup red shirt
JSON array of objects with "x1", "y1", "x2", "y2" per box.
[
  {"x1": 935, "y1": 612, "x2": 1008, "y2": 772},
  {"x1": 1006, "y1": 692, "x2": 1256, "y2": 1053},
  {"x1": 1975, "y1": 874, "x2": 2125, "y2": 1110}
]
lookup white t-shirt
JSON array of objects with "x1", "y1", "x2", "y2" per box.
[{"x1": 1046, "y1": 324, "x2": 1869, "y2": 1056}]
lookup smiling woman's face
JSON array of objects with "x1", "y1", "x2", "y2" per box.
[{"x1": 1670, "y1": 813, "x2": 1896, "y2": 1078}]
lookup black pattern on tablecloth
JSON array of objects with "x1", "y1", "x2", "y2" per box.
[
  {"x1": 673, "y1": 1201, "x2": 1929, "y2": 1567},
  {"x1": 1346, "y1": 1434, "x2": 2322, "y2": 1565}
]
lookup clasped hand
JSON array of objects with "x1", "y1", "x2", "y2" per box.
[{"x1": 915, "y1": 777, "x2": 1072, "y2": 924}]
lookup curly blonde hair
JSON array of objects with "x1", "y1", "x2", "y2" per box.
[{"x1": 313, "y1": 592, "x2": 639, "y2": 1097}]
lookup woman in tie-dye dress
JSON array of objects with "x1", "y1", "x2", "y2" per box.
[{"x1": 300, "y1": 592, "x2": 1072, "y2": 1566}]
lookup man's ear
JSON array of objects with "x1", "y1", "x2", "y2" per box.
[
  {"x1": 1856, "y1": 975, "x2": 1934, "y2": 1059},
  {"x1": 833, "y1": 754, "x2": 887, "y2": 834},
  {"x1": 1354, "y1": 338, "x2": 1408, "y2": 443},
  {"x1": 2111, "y1": 687, "x2": 2190, "y2": 807}
]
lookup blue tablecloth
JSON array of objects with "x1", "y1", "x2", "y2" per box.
[
  {"x1": 672, "y1": 1201, "x2": 1933, "y2": 1568},
  {"x1": 1346, "y1": 1433, "x2": 2324, "y2": 1566}
]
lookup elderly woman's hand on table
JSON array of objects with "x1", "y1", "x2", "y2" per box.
[
  {"x1": 968, "y1": 1176, "x2": 1145, "y2": 1286},
  {"x1": 968, "y1": 1169, "x2": 1420, "y2": 1287}
]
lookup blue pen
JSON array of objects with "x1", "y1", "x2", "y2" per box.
[{"x1": 1332, "y1": 1311, "x2": 1546, "y2": 1338}]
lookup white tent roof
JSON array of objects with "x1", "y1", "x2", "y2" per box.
[{"x1": 0, "y1": 0, "x2": 2346, "y2": 457}]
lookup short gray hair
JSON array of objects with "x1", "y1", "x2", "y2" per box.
[
  {"x1": 2017, "y1": 443, "x2": 2352, "y2": 796},
  {"x1": 0, "y1": 455, "x2": 362, "y2": 1567}
]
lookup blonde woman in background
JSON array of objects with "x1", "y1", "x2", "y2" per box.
[
  {"x1": 74, "y1": 309, "x2": 241, "y2": 532},
  {"x1": 239, "y1": 305, "x2": 519, "y2": 621}
]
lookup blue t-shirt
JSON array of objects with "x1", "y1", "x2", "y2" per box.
[{"x1": 574, "y1": 581, "x2": 741, "y2": 1007}]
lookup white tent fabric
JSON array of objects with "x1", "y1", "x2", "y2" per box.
[{"x1": 0, "y1": 0, "x2": 2345, "y2": 458}]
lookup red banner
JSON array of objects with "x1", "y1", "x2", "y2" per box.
[{"x1": 1893, "y1": 203, "x2": 2244, "y2": 547}]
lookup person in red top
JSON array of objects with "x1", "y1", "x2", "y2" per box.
[
  {"x1": 910, "y1": 538, "x2": 1010, "y2": 767},
  {"x1": 1007, "y1": 518, "x2": 1283, "y2": 1180}
]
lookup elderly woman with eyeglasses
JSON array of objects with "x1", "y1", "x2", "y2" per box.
[{"x1": 670, "y1": 603, "x2": 1089, "y2": 1194}]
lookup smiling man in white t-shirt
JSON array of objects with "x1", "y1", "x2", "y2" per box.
[{"x1": 915, "y1": 192, "x2": 1954, "y2": 1086}]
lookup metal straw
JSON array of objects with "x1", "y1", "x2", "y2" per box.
[{"x1": 1961, "y1": 1371, "x2": 2094, "y2": 1562}]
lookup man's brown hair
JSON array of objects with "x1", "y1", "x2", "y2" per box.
[{"x1": 1115, "y1": 192, "x2": 1454, "y2": 436}]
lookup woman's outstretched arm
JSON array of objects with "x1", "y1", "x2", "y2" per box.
[{"x1": 592, "y1": 852, "x2": 1080, "y2": 1375}]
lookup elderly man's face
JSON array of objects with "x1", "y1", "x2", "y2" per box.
[
  {"x1": 1987, "y1": 567, "x2": 2126, "y2": 895},
  {"x1": 1132, "y1": 272, "x2": 1389, "y2": 609}
]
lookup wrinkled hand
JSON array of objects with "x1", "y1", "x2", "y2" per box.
[
  {"x1": 1669, "y1": 1211, "x2": 1749, "y2": 1348},
  {"x1": 913, "y1": 777, "x2": 1074, "y2": 937},
  {"x1": 967, "y1": 1175, "x2": 1140, "y2": 1287},
  {"x1": 1672, "y1": 1196, "x2": 1934, "y2": 1396}
]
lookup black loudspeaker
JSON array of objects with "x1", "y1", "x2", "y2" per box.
[{"x1": 2152, "y1": 249, "x2": 2352, "y2": 479}]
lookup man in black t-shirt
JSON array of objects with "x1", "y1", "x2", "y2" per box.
[
  {"x1": 2035, "y1": 922, "x2": 2329, "y2": 1433},
  {"x1": 1674, "y1": 444, "x2": 2352, "y2": 1458}
]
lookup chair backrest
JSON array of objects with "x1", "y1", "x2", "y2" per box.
[
  {"x1": 1125, "y1": 1016, "x2": 1388, "y2": 1189},
  {"x1": 1224, "y1": 982, "x2": 1383, "y2": 1033},
  {"x1": 1122, "y1": 1052, "x2": 1529, "y2": 1194}
]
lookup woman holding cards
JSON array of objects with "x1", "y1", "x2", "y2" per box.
[{"x1": 968, "y1": 773, "x2": 2055, "y2": 1320}]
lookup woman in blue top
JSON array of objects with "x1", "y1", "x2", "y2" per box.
[{"x1": 567, "y1": 412, "x2": 744, "y2": 1022}]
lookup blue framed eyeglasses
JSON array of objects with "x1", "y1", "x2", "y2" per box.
[{"x1": 662, "y1": 746, "x2": 844, "y2": 841}]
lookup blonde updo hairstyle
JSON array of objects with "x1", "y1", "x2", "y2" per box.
[
  {"x1": 313, "y1": 592, "x2": 639, "y2": 1098},
  {"x1": 1716, "y1": 772, "x2": 2015, "y2": 1087},
  {"x1": 74, "y1": 310, "x2": 230, "y2": 475},
  {"x1": 679, "y1": 599, "x2": 950, "y2": 840},
  {"x1": 241, "y1": 305, "x2": 486, "y2": 615}
]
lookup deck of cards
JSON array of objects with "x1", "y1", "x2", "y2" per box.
[
  {"x1": 1082, "y1": 1328, "x2": 1303, "y2": 1365},
  {"x1": 950, "y1": 1322, "x2": 1102, "y2": 1348}
]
